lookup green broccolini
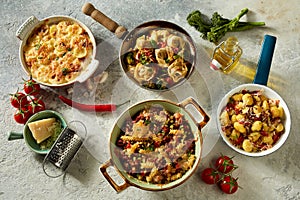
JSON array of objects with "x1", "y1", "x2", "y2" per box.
[{"x1": 187, "y1": 8, "x2": 265, "y2": 43}]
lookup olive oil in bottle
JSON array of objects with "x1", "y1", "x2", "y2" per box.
[{"x1": 210, "y1": 37, "x2": 242, "y2": 74}]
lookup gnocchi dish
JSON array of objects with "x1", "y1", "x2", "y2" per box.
[
  {"x1": 23, "y1": 20, "x2": 93, "y2": 85},
  {"x1": 220, "y1": 90, "x2": 285, "y2": 153},
  {"x1": 123, "y1": 28, "x2": 193, "y2": 90},
  {"x1": 114, "y1": 105, "x2": 196, "y2": 184}
]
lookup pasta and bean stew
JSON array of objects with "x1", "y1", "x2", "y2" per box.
[
  {"x1": 114, "y1": 105, "x2": 196, "y2": 184},
  {"x1": 123, "y1": 28, "x2": 193, "y2": 90},
  {"x1": 220, "y1": 90, "x2": 285, "y2": 153}
]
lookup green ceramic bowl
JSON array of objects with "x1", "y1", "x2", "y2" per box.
[{"x1": 8, "y1": 110, "x2": 67, "y2": 154}]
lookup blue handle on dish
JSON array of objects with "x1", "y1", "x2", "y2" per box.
[{"x1": 253, "y1": 35, "x2": 277, "y2": 85}]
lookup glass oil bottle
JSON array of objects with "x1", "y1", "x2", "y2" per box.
[{"x1": 210, "y1": 37, "x2": 242, "y2": 74}]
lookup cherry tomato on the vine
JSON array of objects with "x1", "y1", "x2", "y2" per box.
[
  {"x1": 28, "y1": 98, "x2": 46, "y2": 114},
  {"x1": 201, "y1": 168, "x2": 220, "y2": 184},
  {"x1": 23, "y1": 78, "x2": 40, "y2": 96},
  {"x1": 10, "y1": 92, "x2": 28, "y2": 108},
  {"x1": 215, "y1": 155, "x2": 236, "y2": 173},
  {"x1": 219, "y1": 176, "x2": 239, "y2": 194},
  {"x1": 14, "y1": 108, "x2": 31, "y2": 124},
  {"x1": 9, "y1": 77, "x2": 45, "y2": 125}
]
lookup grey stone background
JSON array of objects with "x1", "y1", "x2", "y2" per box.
[{"x1": 0, "y1": 0, "x2": 299, "y2": 199}]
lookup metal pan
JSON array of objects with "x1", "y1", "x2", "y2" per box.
[{"x1": 82, "y1": 3, "x2": 197, "y2": 91}]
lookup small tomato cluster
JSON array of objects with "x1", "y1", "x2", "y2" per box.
[
  {"x1": 201, "y1": 155, "x2": 240, "y2": 194},
  {"x1": 9, "y1": 78, "x2": 45, "y2": 124}
]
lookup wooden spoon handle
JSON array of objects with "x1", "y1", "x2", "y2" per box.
[{"x1": 82, "y1": 2, "x2": 127, "y2": 39}]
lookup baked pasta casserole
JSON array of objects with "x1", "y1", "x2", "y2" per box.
[
  {"x1": 114, "y1": 105, "x2": 196, "y2": 184},
  {"x1": 220, "y1": 90, "x2": 285, "y2": 153},
  {"x1": 23, "y1": 20, "x2": 93, "y2": 85}
]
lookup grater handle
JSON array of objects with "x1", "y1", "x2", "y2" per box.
[
  {"x1": 100, "y1": 159, "x2": 130, "y2": 193},
  {"x1": 42, "y1": 159, "x2": 64, "y2": 178}
]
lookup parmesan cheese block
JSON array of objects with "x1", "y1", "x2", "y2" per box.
[{"x1": 28, "y1": 118, "x2": 57, "y2": 144}]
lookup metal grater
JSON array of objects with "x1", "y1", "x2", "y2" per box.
[{"x1": 42, "y1": 121, "x2": 86, "y2": 178}]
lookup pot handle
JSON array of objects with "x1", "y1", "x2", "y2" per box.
[
  {"x1": 16, "y1": 16, "x2": 39, "y2": 40},
  {"x1": 179, "y1": 97, "x2": 210, "y2": 129},
  {"x1": 100, "y1": 159, "x2": 130, "y2": 193},
  {"x1": 82, "y1": 3, "x2": 128, "y2": 39}
]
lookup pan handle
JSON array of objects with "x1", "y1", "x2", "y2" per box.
[
  {"x1": 82, "y1": 3, "x2": 127, "y2": 39},
  {"x1": 253, "y1": 35, "x2": 277, "y2": 85},
  {"x1": 100, "y1": 159, "x2": 130, "y2": 193},
  {"x1": 179, "y1": 97, "x2": 210, "y2": 130}
]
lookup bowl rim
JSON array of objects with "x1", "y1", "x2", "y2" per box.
[
  {"x1": 216, "y1": 83, "x2": 291, "y2": 157},
  {"x1": 17, "y1": 15, "x2": 98, "y2": 87}
]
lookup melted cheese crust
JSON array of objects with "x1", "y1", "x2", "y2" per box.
[{"x1": 23, "y1": 20, "x2": 93, "y2": 85}]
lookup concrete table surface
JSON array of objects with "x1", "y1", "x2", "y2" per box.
[{"x1": 0, "y1": 0, "x2": 299, "y2": 199}]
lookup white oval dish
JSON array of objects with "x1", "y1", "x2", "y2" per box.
[{"x1": 16, "y1": 15, "x2": 99, "y2": 87}]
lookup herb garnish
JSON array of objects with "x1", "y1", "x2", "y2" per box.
[{"x1": 62, "y1": 68, "x2": 69, "y2": 76}]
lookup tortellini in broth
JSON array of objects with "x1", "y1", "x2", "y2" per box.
[{"x1": 123, "y1": 28, "x2": 193, "y2": 90}]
